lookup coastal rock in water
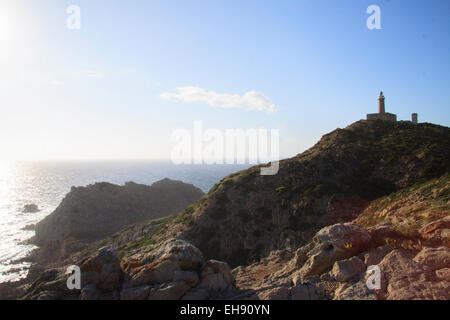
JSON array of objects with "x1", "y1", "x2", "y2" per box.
[
  {"x1": 34, "y1": 178, "x2": 204, "y2": 245},
  {"x1": 23, "y1": 204, "x2": 39, "y2": 213}
]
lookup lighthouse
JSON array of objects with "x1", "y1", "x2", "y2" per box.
[
  {"x1": 378, "y1": 91, "x2": 385, "y2": 114},
  {"x1": 367, "y1": 91, "x2": 397, "y2": 121}
]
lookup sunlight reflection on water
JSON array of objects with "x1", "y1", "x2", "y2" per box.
[{"x1": 0, "y1": 160, "x2": 250, "y2": 282}]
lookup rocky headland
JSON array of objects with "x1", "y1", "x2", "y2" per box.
[
  {"x1": 1, "y1": 120, "x2": 448, "y2": 300},
  {"x1": 33, "y1": 178, "x2": 204, "y2": 246}
]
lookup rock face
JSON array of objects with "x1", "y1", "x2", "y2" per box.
[
  {"x1": 296, "y1": 223, "x2": 371, "y2": 280},
  {"x1": 121, "y1": 239, "x2": 234, "y2": 300},
  {"x1": 80, "y1": 247, "x2": 122, "y2": 292},
  {"x1": 172, "y1": 121, "x2": 450, "y2": 267},
  {"x1": 34, "y1": 179, "x2": 204, "y2": 245},
  {"x1": 331, "y1": 256, "x2": 366, "y2": 282},
  {"x1": 5, "y1": 121, "x2": 449, "y2": 301},
  {"x1": 231, "y1": 213, "x2": 449, "y2": 300},
  {"x1": 377, "y1": 247, "x2": 450, "y2": 300},
  {"x1": 21, "y1": 239, "x2": 235, "y2": 300}
]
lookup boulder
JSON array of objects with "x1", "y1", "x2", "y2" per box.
[
  {"x1": 256, "y1": 286, "x2": 290, "y2": 300},
  {"x1": 199, "y1": 260, "x2": 234, "y2": 294},
  {"x1": 23, "y1": 204, "x2": 39, "y2": 213},
  {"x1": 331, "y1": 256, "x2": 366, "y2": 282},
  {"x1": 200, "y1": 273, "x2": 231, "y2": 293},
  {"x1": 362, "y1": 245, "x2": 393, "y2": 266},
  {"x1": 334, "y1": 281, "x2": 377, "y2": 300},
  {"x1": 290, "y1": 283, "x2": 324, "y2": 300},
  {"x1": 120, "y1": 285, "x2": 151, "y2": 300},
  {"x1": 127, "y1": 239, "x2": 204, "y2": 287},
  {"x1": 413, "y1": 246, "x2": 450, "y2": 271},
  {"x1": 298, "y1": 223, "x2": 371, "y2": 280},
  {"x1": 201, "y1": 260, "x2": 233, "y2": 284},
  {"x1": 173, "y1": 270, "x2": 200, "y2": 287},
  {"x1": 80, "y1": 247, "x2": 122, "y2": 290},
  {"x1": 435, "y1": 268, "x2": 450, "y2": 281},
  {"x1": 419, "y1": 216, "x2": 450, "y2": 247},
  {"x1": 120, "y1": 239, "x2": 235, "y2": 300},
  {"x1": 148, "y1": 281, "x2": 191, "y2": 300},
  {"x1": 182, "y1": 288, "x2": 209, "y2": 300},
  {"x1": 80, "y1": 284, "x2": 100, "y2": 300},
  {"x1": 128, "y1": 258, "x2": 180, "y2": 287},
  {"x1": 378, "y1": 248, "x2": 450, "y2": 300}
]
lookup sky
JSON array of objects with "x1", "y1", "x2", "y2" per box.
[{"x1": 0, "y1": 0, "x2": 449, "y2": 161}]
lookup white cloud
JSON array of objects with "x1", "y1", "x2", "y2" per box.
[{"x1": 160, "y1": 86, "x2": 276, "y2": 112}]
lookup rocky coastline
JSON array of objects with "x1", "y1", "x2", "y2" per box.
[{"x1": 1, "y1": 120, "x2": 448, "y2": 300}]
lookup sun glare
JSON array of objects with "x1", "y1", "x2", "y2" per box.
[
  {"x1": 0, "y1": 2, "x2": 32, "y2": 63},
  {"x1": 0, "y1": 4, "x2": 14, "y2": 43}
]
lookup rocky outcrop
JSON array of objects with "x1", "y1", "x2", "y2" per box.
[
  {"x1": 232, "y1": 216, "x2": 449, "y2": 300},
  {"x1": 4, "y1": 121, "x2": 448, "y2": 301},
  {"x1": 21, "y1": 239, "x2": 235, "y2": 300},
  {"x1": 121, "y1": 239, "x2": 234, "y2": 300},
  {"x1": 331, "y1": 256, "x2": 366, "y2": 282},
  {"x1": 295, "y1": 223, "x2": 371, "y2": 280},
  {"x1": 34, "y1": 179, "x2": 204, "y2": 245},
  {"x1": 168, "y1": 121, "x2": 450, "y2": 267},
  {"x1": 376, "y1": 247, "x2": 450, "y2": 300},
  {"x1": 23, "y1": 204, "x2": 39, "y2": 213}
]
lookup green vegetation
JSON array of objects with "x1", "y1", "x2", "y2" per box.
[
  {"x1": 275, "y1": 186, "x2": 288, "y2": 194},
  {"x1": 122, "y1": 215, "x2": 175, "y2": 252}
]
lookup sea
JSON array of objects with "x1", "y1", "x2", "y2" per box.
[{"x1": 0, "y1": 160, "x2": 250, "y2": 283}]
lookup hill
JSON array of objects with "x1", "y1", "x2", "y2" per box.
[
  {"x1": 161, "y1": 120, "x2": 450, "y2": 267},
  {"x1": 3, "y1": 119, "x2": 448, "y2": 300},
  {"x1": 33, "y1": 178, "x2": 204, "y2": 245}
]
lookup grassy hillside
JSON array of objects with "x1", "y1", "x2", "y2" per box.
[{"x1": 120, "y1": 120, "x2": 450, "y2": 267}]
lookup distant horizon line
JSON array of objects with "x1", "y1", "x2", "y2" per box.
[{"x1": 0, "y1": 158, "x2": 278, "y2": 164}]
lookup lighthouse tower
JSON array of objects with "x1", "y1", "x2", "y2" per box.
[
  {"x1": 378, "y1": 91, "x2": 385, "y2": 114},
  {"x1": 367, "y1": 91, "x2": 397, "y2": 122}
]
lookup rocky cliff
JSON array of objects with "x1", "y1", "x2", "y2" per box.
[
  {"x1": 232, "y1": 174, "x2": 449, "y2": 300},
  {"x1": 12, "y1": 175, "x2": 449, "y2": 300},
  {"x1": 167, "y1": 120, "x2": 450, "y2": 267},
  {"x1": 33, "y1": 178, "x2": 204, "y2": 246},
  {"x1": 2, "y1": 120, "x2": 449, "y2": 300}
]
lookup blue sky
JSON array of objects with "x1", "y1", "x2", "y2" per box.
[{"x1": 0, "y1": 0, "x2": 449, "y2": 160}]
